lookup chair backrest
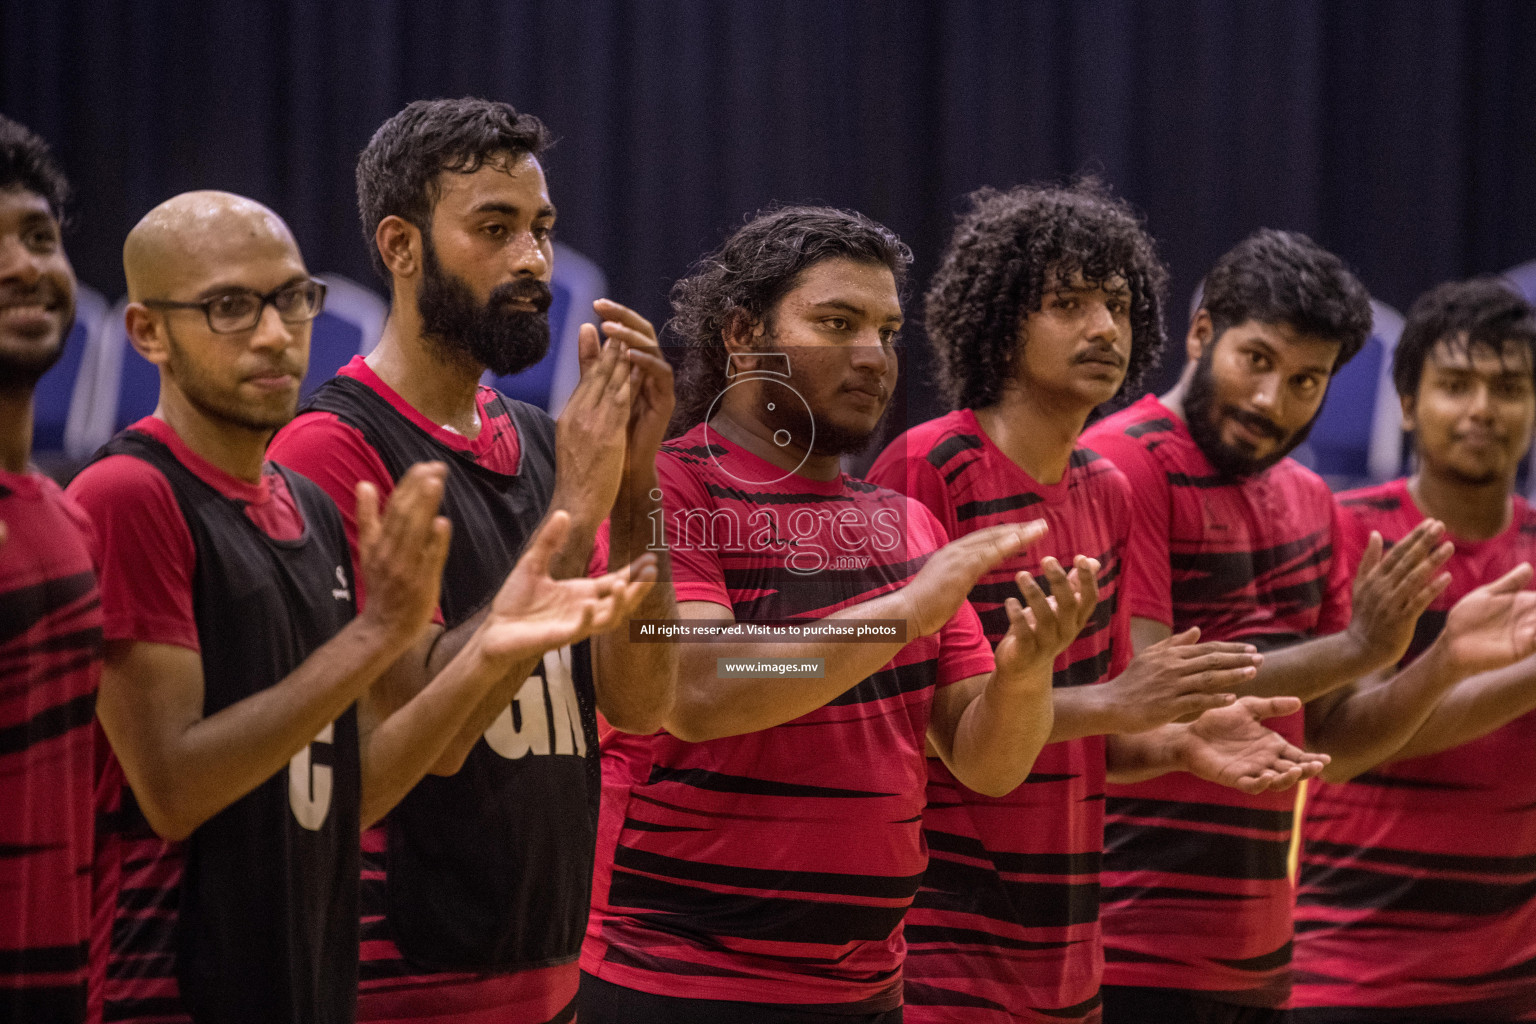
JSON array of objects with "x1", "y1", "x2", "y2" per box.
[
  {"x1": 483, "y1": 242, "x2": 608, "y2": 415},
  {"x1": 306, "y1": 273, "x2": 389, "y2": 397},
  {"x1": 32, "y1": 283, "x2": 108, "y2": 457},
  {"x1": 1503, "y1": 259, "x2": 1536, "y2": 304},
  {"x1": 1297, "y1": 299, "x2": 1407, "y2": 487}
]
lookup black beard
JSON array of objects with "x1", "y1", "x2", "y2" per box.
[
  {"x1": 417, "y1": 236, "x2": 551, "y2": 377},
  {"x1": 1183, "y1": 346, "x2": 1316, "y2": 479},
  {"x1": 755, "y1": 349, "x2": 889, "y2": 459}
]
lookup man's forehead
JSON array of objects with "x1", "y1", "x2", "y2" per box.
[
  {"x1": 0, "y1": 185, "x2": 57, "y2": 225},
  {"x1": 1428, "y1": 334, "x2": 1535, "y2": 373},
  {"x1": 433, "y1": 152, "x2": 549, "y2": 209},
  {"x1": 1045, "y1": 267, "x2": 1130, "y2": 294}
]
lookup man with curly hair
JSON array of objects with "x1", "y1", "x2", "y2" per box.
[
  {"x1": 869, "y1": 182, "x2": 1333, "y2": 1024},
  {"x1": 1082, "y1": 231, "x2": 1536, "y2": 1023},
  {"x1": 581, "y1": 204, "x2": 1105, "y2": 1023}
]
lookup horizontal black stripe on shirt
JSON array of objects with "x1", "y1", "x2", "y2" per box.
[
  {"x1": 615, "y1": 844, "x2": 922, "y2": 899},
  {"x1": 924, "y1": 830, "x2": 1102, "y2": 876},
  {"x1": 1296, "y1": 863, "x2": 1536, "y2": 916},
  {"x1": 1211, "y1": 939, "x2": 1292, "y2": 972},
  {"x1": 703, "y1": 480, "x2": 859, "y2": 508},
  {"x1": 596, "y1": 940, "x2": 902, "y2": 1004},
  {"x1": 1166, "y1": 472, "x2": 1229, "y2": 489},
  {"x1": 916, "y1": 858, "x2": 1100, "y2": 928},
  {"x1": 1107, "y1": 796, "x2": 1295, "y2": 832},
  {"x1": 645, "y1": 764, "x2": 897, "y2": 799},
  {"x1": 723, "y1": 553, "x2": 932, "y2": 621},
  {"x1": 1102, "y1": 944, "x2": 1187, "y2": 965},
  {"x1": 1170, "y1": 533, "x2": 1332, "y2": 600},
  {"x1": 903, "y1": 923, "x2": 1080, "y2": 952},
  {"x1": 1339, "y1": 493, "x2": 1402, "y2": 512},
  {"x1": 0, "y1": 571, "x2": 97, "y2": 646},
  {"x1": 1125, "y1": 418, "x2": 1176, "y2": 439},
  {"x1": 0, "y1": 985, "x2": 86, "y2": 1023},
  {"x1": 1343, "y1": 771, "x2": 1478, "y2": 792},
  {"x1": 1303, "y1": 839, "x2": 1536, "y2": 876},
  {"x1": 1452, "y1": 949, "x2": 1536, "y2": 986},
  {"x1": 1053, "y1": 647, "x2": 1115, "y2": 690},
  {"x1": 0, "y1": 625, "x2": 102, "y2": 663},
  {"x1": 1099, "y1": 883, "x2": 1263, "y2": 904},
  {"x1": 0, "y1": 842, "x2": 54, "y2": 859},
  {"x1": 0, "y1": 940, "x2": 88, "y2": 972},
  {"x1": 955, "y1": 491, "x2": 1046, "y2": 522},
  {"x1": 0, "y1": 690, "x2": 96, "y2": 758},
  {"x1": 826, "y1": 659, "x2": 940, "y2": 706},
  {"x1": 924, "y1": 433, "x2": 984, "y2": 473},
  {"x1": 903, "y1": 981, "x2": 1010, "y2": 1012},
  {"x1": 610, "y1": 869, "x2": 910, "y2": 944},
  {"x1": 1105, "y1": 821, "x2": 1289, "y2": 881}
]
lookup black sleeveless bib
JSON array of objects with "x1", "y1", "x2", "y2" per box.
[
  {"x1": 300, "y1": 377, "x2": 599, "y2": 972},
  {"x1": 95, "y1": 430, "x2": 361, "y2": 1024}
]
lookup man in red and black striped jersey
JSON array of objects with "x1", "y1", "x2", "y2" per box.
[
  {"x1": 1295, "y1": 279, "x2": 1536, "y2": 1023},
  {"x1": 68, "y1": 191, "x2": 650, "y2": 1024},
  {"x1": 870, "y1": 182, "x2": 1330, "y2": 1024},
  {"x1": 581, "y1": 206, "x2": 1104, "y2": 1023},
  {"x1": 0, "y1": 115, "x2": 100, "y2": 1024},
  {"x1": 268, "y1": 99, "x2": 678, "y2": 1024},
  {"x1": 1084, "y1": 232, "x2": 1536, "y2": 1024}
]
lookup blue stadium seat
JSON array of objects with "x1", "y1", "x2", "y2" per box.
[
  {"x1": 1296, "y1": 300, "x2": 1407, "y2": 488},
  {"x1": 1503, "y1": 258, "x2": 1536, "y2": 304},
  {"x1": 32, "y1": 283, "x2": 107, "y2": 463},
  {"x1": 307, "y1": 273, "x2": 388, "y2": 396},
  {"x1": 484, "y1": 242, "x2": 608, "y2": 414}
]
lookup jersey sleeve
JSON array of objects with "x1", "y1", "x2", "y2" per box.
[
  {"x1": 1316, "y1": 491, "x2": 1360, "y2": 637},
  {"x1": 1088, "y1": 433, "x2": 1173, "y2": 628},
  {"x1": 935, "y1": 598, "x2": 996, "y2": 686},
  {"x1": 1105, "y1": 468, "x2": 1137, "y2": 677},
  {"x1": 66, "y1": 454, "x2": 199, "y2": 652},
  {"x1": 268, "y1": 410, "x2": 396, "y2": 612},
  {"x1": 865, "y1": 446, "x2": 960, "y2": 540},
  {"x1": 655, "y1": 451, "x2": 732, "y2": 609}
]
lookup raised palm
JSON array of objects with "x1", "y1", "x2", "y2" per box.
[
  {"x1": 480, "y1": 511, "x2": 658, "y2": 661},
  {"x1": 1439, "y1": 563, "x2": 1536, "y2": 676},
  {"x1": 1180, "y1": 696, "x2": 1329, "y2": 795}
]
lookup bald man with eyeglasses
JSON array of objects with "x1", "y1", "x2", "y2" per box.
[{"x1": 66, "y1": 190, "x2": 655, "y2": 1024}]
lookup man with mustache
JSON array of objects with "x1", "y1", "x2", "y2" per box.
[
  {"x1": 1082, "y1": 231, "x2": 1536, "y2": 1023},
  {"x1": 581, "y1": 204, "x2": 1096, "y2": 1023},
  {"x1": 0, "y1": 115, "x2": 99, "y2": 1023},
  {"x1": 269, "y1": 98, "x2": 677, "y2": 1024},
  {"x1": 868, "y1": 182, "x2": 1331, "y2": 1024},
  {"x1": 1294, "y1": 279, "x2": 1536, "y2": 1023},
  {"x1": 67, "y1": 190, "x2": 647, "y2": 1024}
]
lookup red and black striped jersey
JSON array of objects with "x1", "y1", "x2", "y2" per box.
[
  {"x1": 868, "y1": 409, "x2": 1131, "y2": 1024},
  {"x1": 0, "y1": 470, "x2": 100, "y2": 1024},
  {"x1": 1295, "y1": 478, "x2": 1536, "y2": 1020},
  {"x1": 1081, "y1": 395, "x2": 1353, "y2": 1008},
  {"x1": 581, "y1": 423, "x2": 997, "y2": 1012}
]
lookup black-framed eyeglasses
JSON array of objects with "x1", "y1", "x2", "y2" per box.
[{"x1": 142, "y1": 278, "x2": 328, "y2": 334}]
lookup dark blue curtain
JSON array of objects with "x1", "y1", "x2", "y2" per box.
[{"x1": 5, "y1": 0, "x2": 1535, "y2": 420}]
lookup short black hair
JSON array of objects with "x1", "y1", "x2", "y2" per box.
[
  {"x1": 1393, "y1": 277, "x2": 1536, "y2": 398},
  {"x1": 0, "y1": 114, "x2": 69, "y2": 222},
  {"x1": 925, "y1": 179, "x2": 1167, "y2": 410},
  {"x1": 1201, "y1": 228, "x2": 1373, "y2": 369},
  {"x1": 666, "y1": 205, "x2": 913, "y2": 435},
  {"x1": 356, "y1": 98, "x2": 552, "y2": 280}
]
